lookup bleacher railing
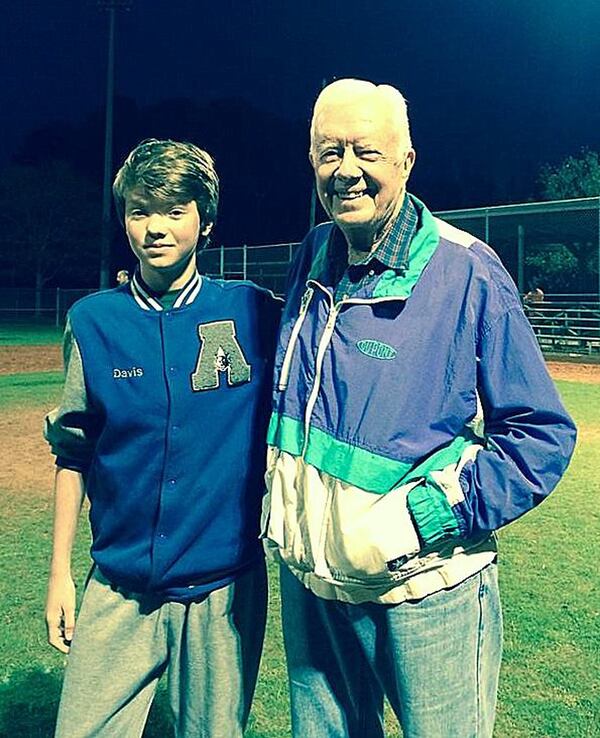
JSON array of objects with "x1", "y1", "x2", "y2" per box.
[{"x1": 523, "y1": 299, "x2": 600, "y2": 355}]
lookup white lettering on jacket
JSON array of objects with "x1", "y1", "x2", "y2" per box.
[{"x1": 112, "y1": 367, "x2": 144, "y2": 379}]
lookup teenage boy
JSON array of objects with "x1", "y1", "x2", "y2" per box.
[{"x1": 44, "y1": 139, "x2": 281, "y2": 738}]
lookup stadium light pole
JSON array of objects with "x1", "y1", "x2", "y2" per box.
[{"x1": 98, "y1": 0, "x2": 132, "y2": 290}]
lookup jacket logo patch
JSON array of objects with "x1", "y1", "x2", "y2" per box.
[
  {"x1": 113, "y1": 367, "x2": 144, "y2": 378},
  {"x1": 191, "y1": 320, "x2": 251, "y2": 391},
  {"x1": 356, "y1": 339, "x2": 397, "y2": 360}
]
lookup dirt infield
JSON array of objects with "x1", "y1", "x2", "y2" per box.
[
  {"x1": 0, "y1": 344, "x2": 61, "y2": 375},
  {"x1": 1, "y1": 344, "x2": 600, "y2": 383},
  {"x1": 545, "y1": 361, "x2": 600, "y2": 384},
  {"x1": 0, "y1": 406, "x2": 55, "y2": 496}
]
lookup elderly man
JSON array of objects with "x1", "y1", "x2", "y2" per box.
[{"x1": 262, "y1": 79, "x2": 576, "y2": 738}]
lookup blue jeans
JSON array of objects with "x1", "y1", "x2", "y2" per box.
[{"x1": 281, "y1": 563, "x2": 502, "y2": 738}]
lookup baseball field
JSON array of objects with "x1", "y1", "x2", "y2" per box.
[{"x1": 0, "y1": 323, "x2": 598, "y2": 737}]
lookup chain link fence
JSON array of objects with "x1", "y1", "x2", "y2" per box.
[
  {"x1": 197, "y1": 196, "x2": 600, "y2": 301},
  {"x1": 2, "y1": 198, "x2": 599, "y2": 354},
  {"x1": 197, "y1": 241, "x2": 297, "y2": 297},
  {"x1": 0, "y1": 288, "x2": 95, "y2": 327},
  {"x1": 439, "y1": 196, "x2": 600, "y2": 300}
]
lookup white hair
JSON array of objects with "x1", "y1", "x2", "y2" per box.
[{"x1": 310, "y1": 78, "x2": 412, "y2": 153}]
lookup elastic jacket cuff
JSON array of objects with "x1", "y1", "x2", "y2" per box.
[
  {"x1": 407, "y1": 478, "x2": 463, "y2": 547},
  {"x1": 55, "y1": 456, "x2": 89, "y2": 474}
]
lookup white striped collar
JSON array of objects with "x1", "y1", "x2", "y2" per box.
[
  {"x1": 130, "y1": 269, "x2": 203, "y2": 312},
  {"x1": 173, "y1": 269, "x2": 202, "y2": 308}
]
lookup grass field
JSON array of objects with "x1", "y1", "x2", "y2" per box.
[
  {"x1": 0, "y1": 362, "x2": 598, "y2": 737},
  {"x1": 0, "y1": 322, "x2": 62, "y2": 346}
]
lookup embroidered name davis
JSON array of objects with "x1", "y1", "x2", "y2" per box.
[
  {"x1": 191, "y1": 320, "x2": 251, "y2": 391},
  {"x1": 113, "y1": 367, "x2": 144, "y2": 378}
]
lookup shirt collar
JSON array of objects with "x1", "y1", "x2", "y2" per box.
[
  {"x1": 130, "y1": 268, "x2": 203, "y2": 312},
  {"x1": 329, "y1": 193, "x2": 419, "y2": 278}
]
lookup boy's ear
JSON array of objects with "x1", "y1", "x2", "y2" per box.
[{"x1": 201, "y1": 222, "x2": 214, "y2": 237}]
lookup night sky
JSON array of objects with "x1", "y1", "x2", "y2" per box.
[{"x1": 2, "y1": 0, "x2": 599, "y2": 257}]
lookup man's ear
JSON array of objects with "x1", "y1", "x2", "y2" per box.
[
  {"x1": 308, "y1": 149, "x2": 315, "y2": 168},
  {"x1": 403, "y1": 149, "x2": 416, "y2": 176},
  {"x1": 201, "y1": 222, "x2": 214, "y2": 237}
]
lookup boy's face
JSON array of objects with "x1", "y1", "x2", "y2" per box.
[{"x1": 124, "y1": 189, "x2": 212, "y2": 284}]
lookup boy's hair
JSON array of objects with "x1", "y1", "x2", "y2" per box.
[{"x1": 112, "y1": 139, "x2": 219, "y2": 228}]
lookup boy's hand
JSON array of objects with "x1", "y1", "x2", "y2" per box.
[{"x1": 46, "y1": 573, "x2": 76, "y2": 653}]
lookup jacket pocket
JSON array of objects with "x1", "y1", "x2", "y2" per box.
[
  {"x1": 262, "y1": 448, "x2": 319, "y2": 572},
  {"x1": 323, "y1": 478, "x2": 423, "y2": 582}
]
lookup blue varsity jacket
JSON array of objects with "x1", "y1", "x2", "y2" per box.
[{"x1": 46, "y1": 271, "x2": 282, "y2": 600}]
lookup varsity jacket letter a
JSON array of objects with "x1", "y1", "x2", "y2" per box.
[{"x1": 191, "y1": 320, "x2": 251, "y2": 391}]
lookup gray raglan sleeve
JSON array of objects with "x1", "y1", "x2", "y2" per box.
[{"x1": 44, "y1": 318, "x2": 100, "y2": 472}]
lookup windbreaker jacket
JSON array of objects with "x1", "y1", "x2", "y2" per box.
[
  {"x1": 45, "y1": 272, "x2": 281, "y2": 599},
  {"x1": 262, "y1": 196, "x2": 577, "y2": 604}
]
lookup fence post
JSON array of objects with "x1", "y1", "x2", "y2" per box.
[
  {"x1": 219, "y1": 244, "x2": 225, "y2": 279},
  {"x1": 517, "y1": 225, "x2": 525, "y2": 293},
  {"x1": 597, "y1": 196, "x2": 600, "y2": 302},
  {"x1": 485, "y1": 210, "x2": 490, "y2": 244},
  {"x1": 55, "y1": 288, "x2": 61, "y2": 327},
  {"x1": 243, "y1": 244, "x2": 247, "y2": 280}
]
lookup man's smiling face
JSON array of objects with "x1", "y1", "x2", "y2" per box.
[{"x1": 310, "y1": 95, "x2": 414, "y2": 250}]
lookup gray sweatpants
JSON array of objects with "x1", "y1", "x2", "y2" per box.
[{"x1": 54, "y1": 562, "x2": 267, "y2": 738}]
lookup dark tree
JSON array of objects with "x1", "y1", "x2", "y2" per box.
[
  {"x1": 0, "y1": 161, "x2": 101, "y2": 304},
  {"x1": 539, "y1": 149, "x2": 600, "y2": 200}
]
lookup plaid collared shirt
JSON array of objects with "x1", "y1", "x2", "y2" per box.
[{"x1": 332, "y1": 194, "x2": 418, "y2": 301}]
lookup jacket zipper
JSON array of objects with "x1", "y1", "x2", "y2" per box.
[
  {"x1": 296, "y1": 286, "x2": 408, "y2": 577},
  {"x1": 301, "y1": 285, "x2": 338, "y2": 457},
  {"x1": 278, "y1": 287, "x2": 314, "y2": 391},
  {"x1": 283, "y1": 279, "x2": 407, "y2": 456}
]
